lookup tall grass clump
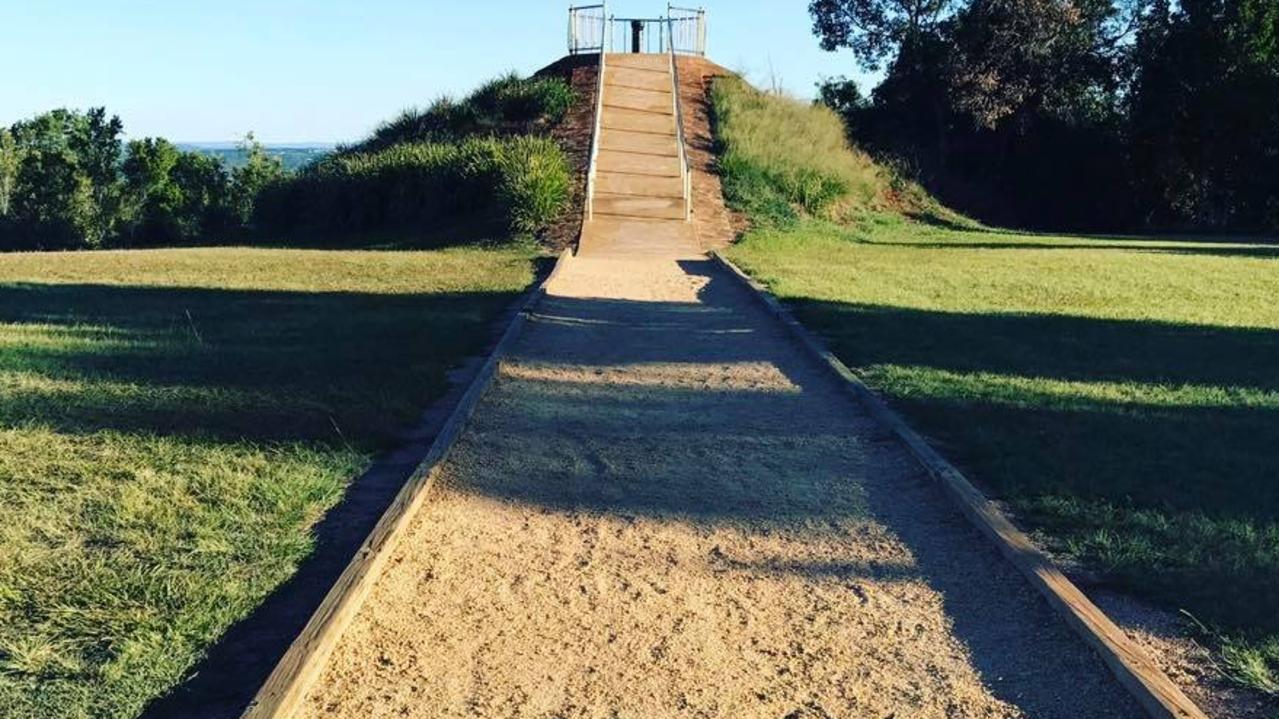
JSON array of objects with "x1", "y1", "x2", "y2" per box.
[
  {"x1": 256, "y1": 72, "x2": 576, "y2": 241},
  {"x1": 711, "y1": 77, "x2": 884, "y2": 223},
  {"x1": 256, "y1": 136, "x2": 568, "y2": 236},
  {"x1": 352, "y1": 74, "x2": 574, "y2": 154}
]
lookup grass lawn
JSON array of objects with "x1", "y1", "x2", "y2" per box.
[
  {"x1": 727, "y1": 214, "x2": 1279, "y2": 693},
  {"x1": 0, "y1": 244, "x2": 536, "y2": 717}
]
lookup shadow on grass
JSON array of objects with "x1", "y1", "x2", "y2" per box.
[
  {"x1": 252, "y1": 260, "x2": 1135, "y2": 716},
  {"x1": 0, "y1": 282, "x2": 521, "y2": 447},
  {"x1": 787, "y1": 298, "x2": 1279, "y2": 635},
  {"x1": 170, "y1": 214, "x2": 515, "y2": 252},
  {"x1": 862, "y1": 237, "x2": 1279, "y2": 259},
  {"x1": 0, "y1": 279, "x2": 529, "y2": 718},
  {"x1": 24, "y1": 262, "x2": 1264, "y2": 714},
  {"x1": 788, "y1": 300, "x2": 1279, "y2": 395},
  {"x1": 901, "y1": 209, "x2": 986, "y2": 233}
]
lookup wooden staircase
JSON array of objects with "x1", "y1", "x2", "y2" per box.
[{"x1": 579, "y1": 53, "x2": 700, "y2": 258}]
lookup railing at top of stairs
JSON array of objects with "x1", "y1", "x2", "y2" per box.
[
  {"x1": 569, "y1": 4, "x2": 608, "y2": 222},
  {"x1": 567, "y1": 4, "x2": 705, "y2": 224},
  {"x1": 666, "y1": 7, "x2": 698, "y2": 221}
]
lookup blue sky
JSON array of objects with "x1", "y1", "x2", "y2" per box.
[{"x1": 0, "y1": 1, "x2": 875, "y2": 144}]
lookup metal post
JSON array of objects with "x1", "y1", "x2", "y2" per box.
[{"x1": 698, "y1": 9, "x2": 707, "y2": 56}]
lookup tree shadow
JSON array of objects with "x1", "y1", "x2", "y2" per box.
[
  {"x1": 902, "y1": 209, "x2": 987, "y2": 232},
  {"x1": 0, "y1": 282, "x2": 522, "y2": 447},
  {"x1": 86, "y1": 260, "x2": 1271, "y2": 715},
  {"x1": 296, "y1": 262, "x2": 1140, "y2": 716},
  {"x1": 783, "y1": 297, "x2": 1279, "y2": 634},
  {"x1": 787, "y1": 299, "x2": 1279, "y2": 393},
  {"x1": 0, "y1": 279, "x2": 530, "y2": 718},
  {"x1": 862, "y1": 237, "x2": 1279, "y2": 259},
  {"x1": 203, "y1": 215, "x2": 516, "y2": 252}
]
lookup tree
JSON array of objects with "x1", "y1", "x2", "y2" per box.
[
  {"x1": 948, "y1": 0, "x2": 1137, "y2": 128},
  {"x1": 813, "y1": 0, "x2": 964, "y2": 178},
  {"x1": 0, "y1": 129, "x2": 18, "y2": 218},
  {"x1": 816, "y1": 76, "x2": 868, "y2": 119},
  {"x1": 122, "y1": 137, "x2": 183, "y2": 245},
  {"x1": 810, "y1": 0, "x2": 959, "y2": 70},
  {"x1": 230, "y1": 133, "x2": 285, "y2": 228},
  {"x1": 171, "y1": 151, "x2": 235, "y2": 240},
  {"x1": 9, "y1": 147, "x2": 94, "y2": 249},
  {"x1": 121, "y1": 138, "x2": 237, "y2": 245},
  {"x1": 70, "y1": 108, "x2": 124, "y2": 242},
  {"x1": 813, "y1": 0, "x2": 1278, "y2": 231},
  {"x1": 4, "y1": 108, "x2": 123, "y2": 248},
  {"x1": 0, "y1": 108, "x2": 275, "y2": 250},
  {"x1": 1128, "y1": 0, "x2": 1279, "y2": 228}
]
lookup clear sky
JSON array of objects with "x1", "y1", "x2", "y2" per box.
[{"x1": 0, "y1": 1, "x2": 875, "y2": 144}]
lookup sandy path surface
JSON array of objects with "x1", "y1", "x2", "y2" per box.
[{"x1": 300, "y1": 256, "x2": 1140, "y2": 718}]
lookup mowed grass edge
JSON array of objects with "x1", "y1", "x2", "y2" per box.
[
  {"x1": 712, "y1": 77, "x2": 1279, "y2": 697},
  {"x1": 0, "y1": 244, "x2": 537, "y2": 717}
]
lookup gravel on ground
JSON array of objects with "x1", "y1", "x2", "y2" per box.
[{"x1": 300, "y1": 256, "x2": 1141, "y2": 718}]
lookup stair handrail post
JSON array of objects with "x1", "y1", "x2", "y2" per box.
[
  {"x1": 567, "y1": 3, "x2": 607, "y2": 54},
  {"x1": 698, "y1": 8, "x2": 706, "y2": 56},
  {"x1": 584, "y1": 3, "x2": 607, "y2": 223},
  {"x1": 666, "y1": 11, "x2": 692, "y2": 222}
]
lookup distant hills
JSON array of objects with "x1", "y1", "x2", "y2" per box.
[{"x1": 178, "y1": 142, "x2": 336, "y2": 172}]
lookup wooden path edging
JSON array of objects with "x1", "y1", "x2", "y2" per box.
[
  {"x1": 708, "y1": 250, "x2": 1207, "y2": 719},
  {"x1": 241, "y1": 250, "x2": 573, "y2": 719}
]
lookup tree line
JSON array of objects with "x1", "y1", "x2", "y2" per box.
[
  {"x1": 0, "y1": 109, "x2": 285, "y2": 250},
  {"x1": 0, "y1": 73, "x2": 577, "y2": 251},
  {"x1": 811, "y1": 0, "x2": 1279, "y2": 232}
]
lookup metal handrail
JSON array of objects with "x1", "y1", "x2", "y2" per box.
[
  {"x1": 666, "y1": 5, "x2": 707, "y2": 56},
  {"x1": 667, "y1": 13, "x2": 693, "y2": 221},
  {"x1": 568, "y1": 4, "x2": 606, "y2": 54},
  {"x1": 589, "y1": 8, "x2": 705, "y2": 56},
  {"x1": 570, "y1": 3, "x2": 704, "y2": 225},
  {"x1": 607, "y1": 17, "x2": 668, "y2": 53},
  {"x1": 583, "y1": 4, "x2": 607, "y2": 222}
]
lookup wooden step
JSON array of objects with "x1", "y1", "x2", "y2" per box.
[
  {"x1": 600, "y1": 128, "x2": 678, "y2": 157},
  {"x1": 603, "y1": 85, "x2": 673, "y2": 114},
  {"x1": 604, "y1": 65, "x2": 671, "y2": 92},
  {"x1": 601, "y1": 106, "x2": 677, "y2": 135},
  {"x1": 595, "y1": 171, "x2": 683, "y2": 197},
  {"x1": 579, "y1": 216, "x2": 701, "y2": 259},
  {"x1": 596, "y1": 149, "x2": 681, "y2": 177},
  {"x1": 592, "y1": 194, "x2": 686, "y2": 220},
  {"x1": 605, "y1": 53, "x2": 669, "y2": 71}
]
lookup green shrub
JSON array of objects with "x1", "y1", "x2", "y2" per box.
[
  {"x1": 256, "y1": 136, "x2": 568, "y2": 236},
  {"x1": 120, "y1": 138, "x2": 240, "y2": 247},
  {"x1": 495, "y1": 136, "x2": 571, "y2": 233},
  {"x1": 710, "y1": 77, "x2": 883, "y2": 221},
  {"x1": 352, "y1": 73, "x2": 574, "y2": 153},
  {"x1": 470, "y1": 74, "x2": 575, "y2": 126},
  {"x1": 1, "y1": 109, "x2": 122, "y2": 250}
]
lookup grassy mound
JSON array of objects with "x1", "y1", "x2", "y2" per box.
[
  {"x1": 352, "y1": 73, "x2": 575, "y2": 153},
  {"x1": 711, "y1": 77, "x2": 958, "y2": 227},
  {"x1": 257, "y1": 74, "x2": 575, "y2": 242},
  {"x1": 257, "y1": 136, "x2": 568, "y2": 237},
  {"x1": 714, "y1": 77, "x2": 1279, "y2": 698}
]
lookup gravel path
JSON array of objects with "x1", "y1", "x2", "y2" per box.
[{"x1": 299, "y1": 256, "x2": 1140, "y2": 718}]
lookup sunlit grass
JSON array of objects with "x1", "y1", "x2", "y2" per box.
[
  {"x1": 0, "y1": 244, "x2": 536, "y2": 717},
  {"x1": 710, "y1": 78, "x2": 962, "y2": 226}
]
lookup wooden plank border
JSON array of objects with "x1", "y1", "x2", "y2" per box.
[
  {"x1": 708, "y1": 250, "x2": 1207, "y2": 719},
  {"x1": 241, "y1": 250, "x2": 573, "y2": 719}
]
